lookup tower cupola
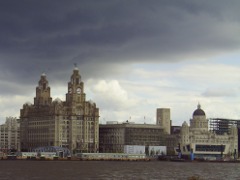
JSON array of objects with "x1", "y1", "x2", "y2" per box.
[{"x1": 34, "y1": 73, "x2": 52, "y2": 106}]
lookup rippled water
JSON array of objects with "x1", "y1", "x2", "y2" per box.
[{"x1": 1, "y1": 160, "x2": 240, "y2": 180}]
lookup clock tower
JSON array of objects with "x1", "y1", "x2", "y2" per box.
[
  {"x1": 66, "y1": 66, "x2": 85, "y2": 104},
  {"x1": 34, "y1": 73, "x2": 52, "y2": 106},
  {"x1": 20, "y1": 66, "x2": 99, "y2": 153}
]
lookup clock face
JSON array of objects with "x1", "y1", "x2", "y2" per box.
[
  {"x1": 69, "y1": 88, "x2": 72, "y2": 93},
  {"x1": 77, "y1": 87, "x2": 81, "y2": 94}
]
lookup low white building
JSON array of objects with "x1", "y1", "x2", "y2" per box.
[
  {"x1": 124, "y1": 145, "x2": 166, "y2": 156},
  {"x1": 180, "y1": 104, "x2": 238, "y2": 160}
]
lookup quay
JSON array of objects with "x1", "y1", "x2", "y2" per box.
[{"x1": 0, "y1": 152, "x2": 151, "y2": 161}]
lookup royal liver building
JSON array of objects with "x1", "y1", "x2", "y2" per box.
[{"x1": 20, "y1": 67, "x2": 99, "y2": 153}]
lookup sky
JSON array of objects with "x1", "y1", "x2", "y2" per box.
[{"x1": 1, "y1": 0, "x2": 240, "y2": 125}]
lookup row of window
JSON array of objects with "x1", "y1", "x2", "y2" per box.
[{"x1": 195, "y1": 145, "x2": 225, "y2": 152}]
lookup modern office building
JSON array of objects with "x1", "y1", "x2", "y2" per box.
[
  {"x1": 180, "y1": 104, "x2": 238, "y2": 159},
  {"x1": 209, "y1": 118, "x2": 240, "y2": 154},
  {"x1": 0, "y1": 117, "x2": 20, "y2": 152},
  {"x1": 209, "y1": 118, "x2": 240, "y2": 135},
  {"x1": 156, "y1": 108, "x2": 171, "y2": 134},
  {"x1": 19, "y1": 67, "x2": 99, "y2": 153},
  {"x1": 99, "y1": 121, "x2": 166, "y2": 153}
]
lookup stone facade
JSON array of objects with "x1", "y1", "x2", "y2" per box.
[
  {"x1": 0, "y1": 117, "x2": 20, "y2": 151},
  {"x1": 180, "y1": 104, "x2": 238, "y2": 159},
  {"x1": 99, "y1": 121, "x2": 166, "y2": 153},
  {"x1": 20, "y1": 67, "x2": 99, "y2": 153},
  {"x1": 156, "y1": 108, "x2": 171, "y2": 134}
]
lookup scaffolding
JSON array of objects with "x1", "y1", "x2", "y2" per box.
[{"x1": 209, "y1": 118, "x2": 240, "y2": 135}]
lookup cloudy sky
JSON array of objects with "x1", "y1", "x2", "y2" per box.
[{"x1": 1, "y1": 0, "x2": 240, "y2": 125}]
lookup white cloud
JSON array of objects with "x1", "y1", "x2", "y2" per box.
[
  {"x1": 177, "y1": 63, "x2": 240, "y2": 86},
  {"x1": 2, "y1": 61, "x2": 240, "y2": 127},
  {"x1": 202, "y1": 87, "x2": 237, "y2": 97},
  {"x1": 86, "y1": 79, "x2": 147, "y2": 123},
  {"x1": 0, "y1": 95, "x2": 30, "y2": 123},
  {"x1": 88, "y1": 79, "x2": 139, "y2": 111},
  {"x1": 86, "y1": 61, "x2": 240, "y2": 126}
]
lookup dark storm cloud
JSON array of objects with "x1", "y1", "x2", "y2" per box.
[{"x1": 1, "y1": 0, "x2": 240, "y2": 95}]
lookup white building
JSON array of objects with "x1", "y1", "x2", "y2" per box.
[
  {"x1": 180, "y1": 104, "x2": 238, "y2": 160},
  {"x1": 0, "y1": 117, "x2": 20, "y2": 152}
]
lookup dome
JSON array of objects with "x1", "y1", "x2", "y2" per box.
[
  {"x1": 89, "y1": 99, "x2": 95, "y2": 105},
  {"x1": 182, "y1": 121, "x2": 188, "y2": 127},
  {"x1": 53, "y1": 98, "x2": 62, "y2": 103},
  {"x1": 73, "y1": 63, "x2": 79, "y2": 71},
  {"x1": 74, "y1": 66, "x2": 79, "y2": 71},
  {"x1": 193, "y1": 103, "x2": 205, "y2": 116}
]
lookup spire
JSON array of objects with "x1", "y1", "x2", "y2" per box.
[
  {"x1": 74, "y1": 63, "x2": 78, "y2": 71},
  {"x1": 197, "y1": 102, "x2": 201, "y2": 109}
]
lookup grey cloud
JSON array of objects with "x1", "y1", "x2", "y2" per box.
[{"x1": 1, "y1": 0, "x2": 240, "y2": 95}]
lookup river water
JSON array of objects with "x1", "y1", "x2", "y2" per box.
[{"x1": 0, "y1": 160, "x2": 240, "y2": 180}]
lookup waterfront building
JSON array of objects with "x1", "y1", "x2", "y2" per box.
[
  {"x1": 171, "y1": 126, "x2": 181, "y2": 134},
  {"x1": 33, "y1": 146, "x2": 71, "y2": 157},
  {"x1": 19, "y1": 67, "x2": 99, "y2": 153},
  {"x1": 162, "y1": 126, "x2": 181, "y2": 155},
  {"x1": 99, "y1": 121, "x2": 166, "y2": 153},
  {"x1": 180, "y1": 104, "x2": 238, "y2": 159},
  {"x1": 0, "y1": 117, "x2": 20, "y2": 152},
  {"x1": 156, "y1": 108, "x2": 171, "y2": 134},
  {"x1": 165, "y1": 134, "x2": 179, "y2": 155},
  {"x1": 209, "y1": 118, "x2": 240, "y2": 152}
]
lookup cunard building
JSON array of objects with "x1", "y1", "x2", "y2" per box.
[{"x1": 20, "y1": 67, "x2": 99, "y2": 153}]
